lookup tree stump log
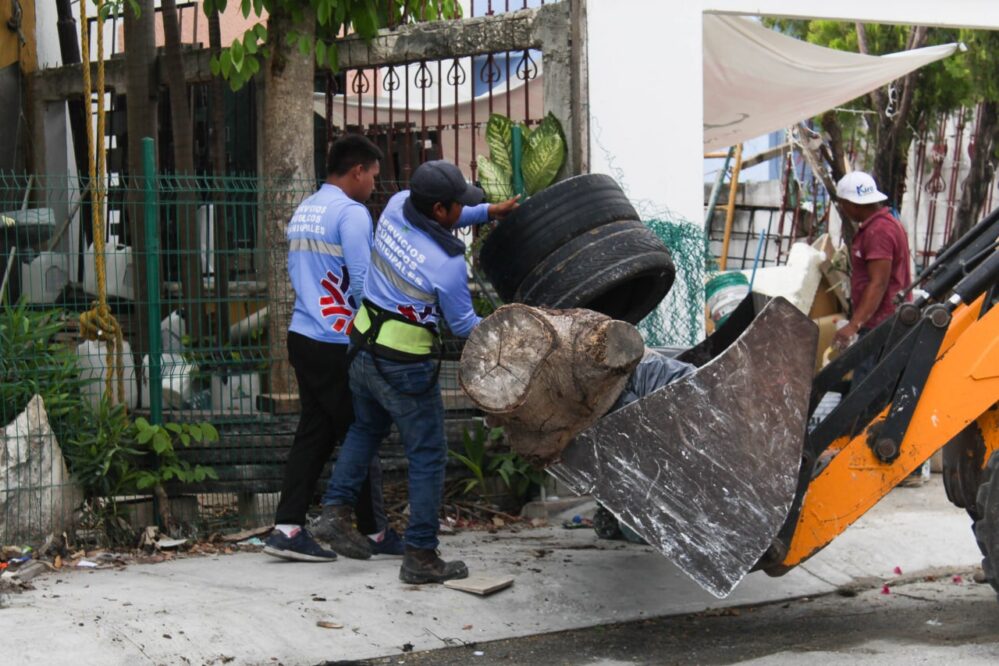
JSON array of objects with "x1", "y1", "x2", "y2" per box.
[{"x1": 459, "y1": 304, "x2": 645, "y2": 465}]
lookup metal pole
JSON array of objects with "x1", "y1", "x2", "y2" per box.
[
  {"x1": 718, "y1": 143, "x2": 744, "y2": 270},
  {"x1": 512, "y1": 125, "x2": 525, "y2": 196},
  {"x1": 703, "y1": 146, "x2": 734, "y2": 237},
  {"x1": 142, "y1": 137, "x2": 163, "y2": 425}
]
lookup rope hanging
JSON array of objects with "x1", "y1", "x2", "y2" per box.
[{"x1": 79, "y1": 0, "x2": 126, "y2": 408}]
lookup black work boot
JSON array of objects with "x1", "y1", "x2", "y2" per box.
[
  {"x1": 313, "y1": 505, "x2": 371, "y2": 560},
  {"x1": 399, "y1": 546, "x2": 468, "y2": 584}
]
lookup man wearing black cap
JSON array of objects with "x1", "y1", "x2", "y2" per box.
[{"x1": 317, "y1": 160, "x2": 518, "y2": 583}]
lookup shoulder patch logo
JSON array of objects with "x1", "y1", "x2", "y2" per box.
[
  {"x1": 397, "y1": 304, "x2": 436, "y2": 324},
  {"x1": 319, "y1": 266, "x2": 358, "y2": 334}
]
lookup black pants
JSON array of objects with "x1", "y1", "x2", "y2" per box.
[{"x1": 274, "y1": 332, "x2": 384, "y2": 533}]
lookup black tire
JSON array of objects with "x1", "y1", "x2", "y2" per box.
[
  {"x1": 973, "y1": 450, "x2": 999, "y2": 599},
  {"x1": 515, "y1": 219, "x2": 675, "y2": 324},
  {"x1": 479, "y1": 174, "x2": 640, "y2": 300},
  {"x1": 942, "y1": 422, "x2": 987, "y2": 520},
  {"x1": 593, "y1": 505, "x2": 623, "y2": 540}
]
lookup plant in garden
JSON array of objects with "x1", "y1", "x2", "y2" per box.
[
  {"x1": 477, "y1": 112, "x2": 567, "y2": 204},
  {"x1": 132, "y1": 417, "x2": 220, "y2": 490},
  {"x1": 450, "y1": 423, "x2": 503, "y2": 494},
  {"x1": 0, "y1": 302, "x2": 88, "y2": 447},
  {"x1": 450, "y1": 423, "x2": 546, "y2": 502},
  {"x1": 489, "y1": 449, "x2": 547, "y2": 500}
]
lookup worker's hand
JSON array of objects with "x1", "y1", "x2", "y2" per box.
[
  {"x1": 833, "y1": 321, "x2": 860, "y2": 350},
  {"x1": 488, "y1": 195, "x2": 521, "y2": 221}
]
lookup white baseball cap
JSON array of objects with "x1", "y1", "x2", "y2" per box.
[{"x1": 836, "y1": 171, "x2": 888, "y2": 205}]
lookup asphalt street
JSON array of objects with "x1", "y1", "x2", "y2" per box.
[{"x1": 361, "y1": 568, "x2": 999, "y2": 666}]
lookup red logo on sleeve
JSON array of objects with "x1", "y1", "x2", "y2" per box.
[{"x1": 319, "y1": 266, "x2": 358, "y2": 334}]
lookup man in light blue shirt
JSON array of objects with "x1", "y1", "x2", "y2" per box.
[
  {"x1": 319, "y1": 161, "x2": 518, "y2": 583},
  {"x1": 265, "y1": 135, "x2": 403, "y2": 562}
]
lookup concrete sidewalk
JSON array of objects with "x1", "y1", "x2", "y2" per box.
[{"x1": 1, "y1": 477, "x2": 983, "y2": 665}]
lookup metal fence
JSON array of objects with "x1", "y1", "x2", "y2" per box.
[
  {"x1": 0, "y1": 166, "x2": 486, "y2": 545},
  {"x1": 0, "y1": 165, "x2": 709, "y2": 545}
]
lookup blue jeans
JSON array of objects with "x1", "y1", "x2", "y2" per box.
[{"x1": 322, "y1": 350, "x2": 446, "y2": 550}]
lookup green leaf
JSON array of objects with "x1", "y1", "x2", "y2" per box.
[
  {"x1": 477, "y1": 155, "x2": 514, "y2": 204},
  {"x1": 317, "y1": 0, "x2": 332, "y2": 26},
  {"x1": 522, "y1": 113, "x2": 566, "y2": 196},
  {"x1": 165, "y1": 423, "x2": 182, "y2": 434},
  {"x1": 135, "y1": 416, "x2": 150, "y2": 429},
  {"x1": 136, "y1": 427, "x2": 154, "y2": 444},
  {"x1": 210, "y1": 55, "x2": 221, "y2": 77},
  {"x1": 316, "y1": 39, "x2": 327, "y2": 67},
  {"x1": 240, "y1": 0, "x2": 251, "y2": 19},
  {"x1": 204, "y1": 466, "x2": 220, "y2": 480},
  {"x1": 231, "y1": 39, "x2": 245, "y2": 73},
  {"x1": 254, "y1": 24, "x2": 267, "y2": 42},
  {"x1": 243, "y1": 30, "x2": 258, "y2": 55},
  {"x1": 352, "y1": 0, "x2": 380, "y2": 39},
  {"x1": 201, "y1": 423, "x2": 219, "y2": 442},
  {"x1": 518, "y1": 121, "x2": 533, "y2": 143},
  {"x1": 485, "y1": 114, "x2": 514, "y2": 174},
  {"x1": 152, "y1": 434, "x2": 170, "y2": 455},
  {"x1": 180, "y1": 432, "x2": 191, "y2": 447},
  {"x1": 189, "y1": 424, "x2": 203, "y2": 442},
  {"x1": 253, "y1": 0, "x2": 263, "y2": 15},
  {"x1": 220, "y1": 50, "x2": 233, "y2": 78}
]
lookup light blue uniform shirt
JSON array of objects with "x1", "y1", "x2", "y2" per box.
[
  {"x1": 363, "y1": 191, "x2": 489, "y2": 338},
  {"x1": 287, "y1": 184, "x2": 373, "y2": 344}
]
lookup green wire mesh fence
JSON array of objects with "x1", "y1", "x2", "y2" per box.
[
  {"x1": 638, "y1": 217, "x2": 710, "y2": 349},
  {"x1": 0, "y1": 171, "x2": 487, "y2": 546},
  {"x1": 0, "y1": 170, "x2": 710, "y2": 546}
]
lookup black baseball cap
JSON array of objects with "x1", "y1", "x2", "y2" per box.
[{"x1": 410, "y1": 160, "x2": 485, "y2": 207}]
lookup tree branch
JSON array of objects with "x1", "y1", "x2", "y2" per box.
[
  {"x1": 891, "y1": 26, "x2": 928, "y2": 140},
  {"x1": 856, "y1": 23, "x2": 886, "y2": 113}
]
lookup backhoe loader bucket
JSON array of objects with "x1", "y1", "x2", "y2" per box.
[{"x1": 548, "y1": 297, "x2": 817, "y2": 598}]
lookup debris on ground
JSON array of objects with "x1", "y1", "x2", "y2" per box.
[
  {"x1": 316, "y1": 619, "x2": 344, "y2": 629},
  {"x1": 443, "y1": 574, "x2": 515, "y2": 596},
  {"x1": 561, "y1": 515, "x2": 594, "y2": 529},
  {"x1": 0, "y1": 478, "x2": 559, "y2": 588}
]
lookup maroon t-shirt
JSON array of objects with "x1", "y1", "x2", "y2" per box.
[{"x1": 850, "y1": 209, "x2": 912, "y2": 329}]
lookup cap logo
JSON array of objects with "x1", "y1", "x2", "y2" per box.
[{"x1": 856, "y1": 183, "x2": 875, "y2": 197}]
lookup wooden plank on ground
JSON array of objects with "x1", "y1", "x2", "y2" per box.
[{"x1": 443, "y1": 575, "x2": 514, "y2": 596}]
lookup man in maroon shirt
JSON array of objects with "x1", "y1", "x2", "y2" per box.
[
  {"x1": 832, "y1": 172, "x2": 926, "y2": 485},
  {"x1": 832, "y1": 171, "x2": 912, "y2": 350}
]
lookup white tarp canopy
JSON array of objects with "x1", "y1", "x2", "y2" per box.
[{"x1": 703, "y1": 15, "x2": 959, "y2": 152}]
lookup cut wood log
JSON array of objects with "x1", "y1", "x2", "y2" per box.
[{"x1": 459, "y1": 304, "x2": 644, "y2": 465}]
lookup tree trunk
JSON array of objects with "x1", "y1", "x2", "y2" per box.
[
  {"x1": 459, "y1": 304, "x2": 645, "y2": 466},
  {"x1": 820, "y1": 110, "x2": 848, "y2": 184},
  {"x1": 263, "y1": 8, "x2": 315, "y2": 396},
  {"x1": 954, "y1": 101, "x2": 999, "y2": 240},
  {"x1": 857, "y1": 24, "x2": 927, "y2": 212},
  {"x1": 161, "y1": 0, "x2": 205, "y2": 344},
  {"x1": 123, "y1": 0, "x2": 157, "y2": 377},
  {"x1": 208, "y1": 7, "x2": 230, "y2": 346}
]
